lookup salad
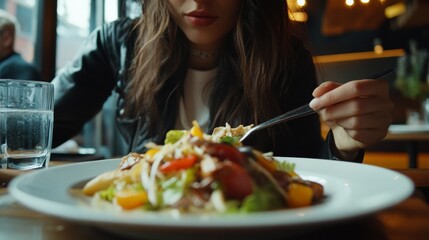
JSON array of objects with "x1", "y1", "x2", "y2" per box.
[{"x1": 83, "y1": 121, "x2": 324, "y2": 213}]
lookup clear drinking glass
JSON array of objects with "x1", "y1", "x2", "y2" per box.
[{"x1": 0, "y1": 79, "x2": 54, "y2": 170}]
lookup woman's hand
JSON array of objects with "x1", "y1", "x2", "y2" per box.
[{"x1": 309, "y1": 79, "x2": 393, "y2": 160}]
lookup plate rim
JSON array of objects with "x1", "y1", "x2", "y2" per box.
[{"x1": 8, "y1": 157, "x2": 414, "y2": 229}]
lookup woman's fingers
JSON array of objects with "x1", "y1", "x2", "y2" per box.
[
  {"x1": 318, "y1": 96, "x2": 393, "y2": 123},
  {"x1": 311, "y1": 79, "x2": 393, "y2": 154},
  {"x1": 335, "y1": 111, "x2": 392, "y2": 131},
  {"x1": 310, "y1": 79, "x2": 390, "y2": 110},
  {"x1": 312, "y1": 81, "x2": 341, "y2": 98}
]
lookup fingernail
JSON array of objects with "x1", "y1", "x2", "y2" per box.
[{"x1": 309, "y1": 98, "x2": 320, "y2": 109}]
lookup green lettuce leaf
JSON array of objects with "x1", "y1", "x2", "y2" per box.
[
  {"x1": 239, "y1": 187, "x2": 283, "y2": 212},
  {"x1": 165, "y1": 130, "x2": 187, "y2": 144}
]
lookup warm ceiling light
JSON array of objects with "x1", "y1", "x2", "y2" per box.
[
  {"x1": 346, "y1": 0, "x2": 355, "y2": 7},
  {"x1": 361, "y1": 0, "x2": 370, "y2": 4},
  {"x1": 297, "y1": 0, "x2": 306, "y2": 7},
  {"x1": 385, "y1": 2, "x2": 406, "y2": 19}
]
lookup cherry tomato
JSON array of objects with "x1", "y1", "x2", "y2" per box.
[
  {"x1": 204, "y1": 143, "x2": 246, "y2": 165},
  {"x1": 159, "y1": 155, "x2": 198, "y2": 173},
  {"x1": 213, "y1": 162, "x2": 254, "y2": 200}
]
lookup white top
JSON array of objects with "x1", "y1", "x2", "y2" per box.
[{"x1": 174, "y1": 68, "x2": 217, "y2": 130}]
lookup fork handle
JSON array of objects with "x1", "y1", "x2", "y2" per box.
[{"x1": 259, "y1": 104, "x2": 315, "y2": 128}]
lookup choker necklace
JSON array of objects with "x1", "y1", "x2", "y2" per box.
[{"x1": 190, "y1": 49, "x2": 218, "y2": 60}]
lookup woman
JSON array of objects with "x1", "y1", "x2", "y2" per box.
[{"x1": 52, "y1": 0, "x2": 392, "y2": 162}]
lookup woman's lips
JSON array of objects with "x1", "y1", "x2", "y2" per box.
[{"x1": 185, "y1": 11, "x2": 218, "y2": 27}]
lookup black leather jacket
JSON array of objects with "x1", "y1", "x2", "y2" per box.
[{"x1": 52, "y1": 18, "x2": 363, "y2": 162}]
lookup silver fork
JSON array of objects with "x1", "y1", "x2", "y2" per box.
[{"x1": 239, "y1": 68, "x2": 393, "y2": 143}]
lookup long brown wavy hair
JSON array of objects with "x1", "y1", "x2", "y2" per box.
[{"x1": 127, "y1": 0, "x2": 295, "y2": 136}]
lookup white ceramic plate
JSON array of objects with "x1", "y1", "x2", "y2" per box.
[{"x1": 9, "y1": 157, "x2": 413, "y2": 239}]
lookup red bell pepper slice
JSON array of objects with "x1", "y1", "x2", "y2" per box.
[{"x1": 159, "y1": 155, "x2": 198, "y2": 173}]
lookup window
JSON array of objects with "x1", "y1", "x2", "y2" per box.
[
  {"x1": 104, "y1": 0, "x2": 119, "y2": 23},
  {"x1": 56, "y1": 0, "x2": 119, "y2": 70},
  {"x1": 56, "y1": 0, "x2": 91, "y2": 70}
]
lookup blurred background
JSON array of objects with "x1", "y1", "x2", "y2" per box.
[{"x1": 1, "y1": 0, "x2": 428, "y2": 167}]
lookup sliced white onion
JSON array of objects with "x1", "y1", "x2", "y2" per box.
[
  {"x1": 210, "y1": 189, "x2": 226, "y2": 212},
  {"x1": 147, "y1": 152, "x2": 164, "y2": 206}
]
